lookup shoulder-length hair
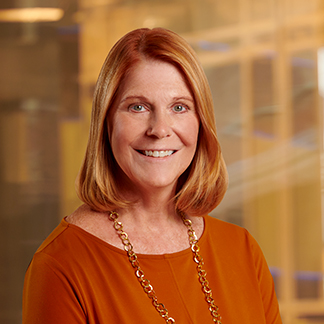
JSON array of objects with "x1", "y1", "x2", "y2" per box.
[{"x1": 76, "y1": 27, "x2": 228, "y2": 216}]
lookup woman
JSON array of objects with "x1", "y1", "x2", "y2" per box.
[{"x1": 23, "y1": 28, "x2": 282, "y2": 324}]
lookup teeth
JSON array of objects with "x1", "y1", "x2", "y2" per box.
[{"x1": 144, "y1": 150, "x2": 174, "y2": 157}]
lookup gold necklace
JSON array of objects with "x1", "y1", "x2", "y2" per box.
[{"x1": 108, "y1": 211, "x2": 222, "y2": 324}]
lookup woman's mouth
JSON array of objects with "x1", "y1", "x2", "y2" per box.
[{"x1": 138, "y1": 150, "x2": 175, "y2": 158}]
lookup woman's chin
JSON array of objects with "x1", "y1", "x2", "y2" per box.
[{"x1": 130, "y1": 176, "x2": 178, "y2": 194}]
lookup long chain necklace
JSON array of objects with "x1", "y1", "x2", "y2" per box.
[{"x1": 108, "y1": 211, "x2": 222, "y2": 324}]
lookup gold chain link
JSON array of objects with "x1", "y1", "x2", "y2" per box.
[
  {"x1": 179, "y1": 211, "x2": 222, "y2": 324},
  {"x1": 108, "y1": 211, "x2": 222, "y2": 324}
]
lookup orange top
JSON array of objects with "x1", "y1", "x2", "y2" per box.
[{"x1": 23, "y1": 215, "x2": 282, "y2": 324}]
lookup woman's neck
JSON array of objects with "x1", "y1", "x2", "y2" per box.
[{"x1": 67, "y1": 203, "x2": 204, "y2": 255}]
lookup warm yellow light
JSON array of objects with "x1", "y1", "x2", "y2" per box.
[{"x1": 0, "y1": 7, "x2": 64, "y2": 22}]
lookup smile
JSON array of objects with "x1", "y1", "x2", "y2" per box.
[{"x1": 139, "y1": 150, "x2": 175, "y2": 158}]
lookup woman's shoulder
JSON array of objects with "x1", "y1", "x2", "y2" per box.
[
  {"x1": 66, "y1": 204, "x2": 114, "y2": 242},
  {"x1": 203, "y1": 215, "x2": 256, "y2": 248},
  {"x1": 34, "y1": 205, "x2": 109, "y2": 255},
  {"x1": 34, "y1": 219, "x2": 69, "y2": 255},
  {"x1": 204, "y1": 214, "x2": 247, "y2": 234},
  {"x1": 66, "y1": 204, "x2": 102, "y2": 227}
]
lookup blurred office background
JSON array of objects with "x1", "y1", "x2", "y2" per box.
[{"x1": 0, "y1": 0, "x2": 324, "y2": 323}]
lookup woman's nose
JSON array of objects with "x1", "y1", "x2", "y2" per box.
[{"x1": 146, "y1": 110, "x2": 172, "y2": 138}]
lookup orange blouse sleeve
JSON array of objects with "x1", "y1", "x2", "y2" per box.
[{"x1": 23, "y1": 252, "x2": 87, "y2": 324}]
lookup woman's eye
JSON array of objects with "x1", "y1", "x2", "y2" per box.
[
  {"x1": 130, "y1": 104, "x2": 146, "y2": 112},
  {"x1": 173, "y1": 105, "x2": 187, "y2": 112}
]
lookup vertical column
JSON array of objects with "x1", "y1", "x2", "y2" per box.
[
  {"x1": 274, "y1": 0, "x2": 295, "y2": 321},
  {"x1": 317, "y1": 46, "x2": 324, "y2": 300},
  {"x1": 239, "y1": 0, "x2": 255, "y2": 233}
]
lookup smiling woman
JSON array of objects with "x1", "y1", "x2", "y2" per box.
[
  {"x1": 77, "y1": 27, "x2": 228, "y2": 216},
  {"x1": 107, "y1": 59, "x2": 199, "y2": 196},
  {"x1": 22, "y1": 28, "x2": 282, "y2": 324}
]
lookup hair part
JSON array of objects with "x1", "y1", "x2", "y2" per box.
[{"x1": 76, "y1": 27, "x2": 228, "y2": 216}]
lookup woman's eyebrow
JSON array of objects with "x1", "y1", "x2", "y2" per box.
[
  {"x1": 120, "y1": 95, "x2": 195, "y2": 104},
  {"x1": 172, "y1": 96, "x2": 194, "y2": 102},
  {"x1": 120, "y1": 95, "x2": 148, "y2": 103},
  {"x1": 121, "y1": 95, "x2": 194, "y2": 103}
]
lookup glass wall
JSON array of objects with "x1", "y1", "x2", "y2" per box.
[{"x1": 1, "y1": 0, "x2": 324, "y2": 323}]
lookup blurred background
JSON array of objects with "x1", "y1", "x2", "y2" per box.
[{"x1": 0, "y1": 0, "x2": 324, "y2": 323}]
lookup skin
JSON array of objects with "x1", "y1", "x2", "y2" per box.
[
  {"x1": 68, "y1": 59, "x2": 204, "y2": 254},
  {"x1": 108, "y1": 59, "x2": 199, "y2": 202}
]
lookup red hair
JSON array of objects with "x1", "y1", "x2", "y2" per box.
[{"x1": 77, "y1": 28, "x2": 228, "y2": 216}]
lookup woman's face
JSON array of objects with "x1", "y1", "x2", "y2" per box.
[{"x1": 108, "y1": 59, "x2": 200, "y2": 195}]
